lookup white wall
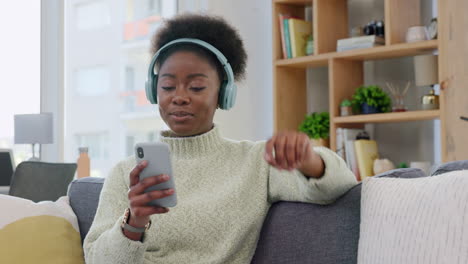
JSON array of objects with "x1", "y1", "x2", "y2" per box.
[{"x1": 187, "y1": 0, "x2": 274, "y2": 141}]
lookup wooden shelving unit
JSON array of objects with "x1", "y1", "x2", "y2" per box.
[
  {"x1": 333, "y1": 110, "x2": 440, "y2": 124},
  {"x1": 275, "y1": 40, "x2": 438, "y2": 68},
  {"x1": 334, "y1": 40, "x2": 438, "y2": 61},
  {"x1": 273, "y1": 0, "x2": 444, "y2": 157},
  {"x1": 272, "y1": 0, "x2": 468, "y2": 162},
  {"x1": 275, "y1": 53, "x2": 329, "y2": 68},
  {"x1": 274, "y1": 0, "x2": 309, "y2": 5}
]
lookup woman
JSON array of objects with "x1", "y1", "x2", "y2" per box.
[{"x1": 84, "y1": 13, "x2": 357, "y2": 264}]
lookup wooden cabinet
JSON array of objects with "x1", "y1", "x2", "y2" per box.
[
  {"x1": 272, "y1": 0, "x2": 468, "y2": 162},
  {"x1": 438, "y1": 0, "x2": 468, "y2": 161}
]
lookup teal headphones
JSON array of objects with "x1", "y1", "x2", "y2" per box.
[{"x1": 145, "y1": 38, "x2": 237, "y2": 110}]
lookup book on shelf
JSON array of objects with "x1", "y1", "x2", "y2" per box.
[
  {"x1": 336, "y1": 128, "x2": 345, "y2": 160},
  {"x1": 278, "y1": 13, "x2": 293, "y2": 59},
  {"x1": 278, "y1": 15, "x2": 312, "y2": 59},
  {"x1": 283, "y1": 18, "x2": 292, "y2": 58},
  {"x1": 341, "y1": 128, "x2": 366, "y2": 158},
  {"x1": 354, "y1": 139, "x2": 379, "y2": 181},
  {"x1": 337, "y1": 35, "x2": 385, "y2": 46},
  {"x1": 304, "y1": 6, "x2": 313, "y2": 22},
  {"x1": 345, "y1": 140, "x2": 361, "y2": 181},
  {"x1": 337, "y1": 42, "x2": 384, "y2": 52},
  {"x1": 337, "y1": 35, "x2": 385, "y2": 52},
  {"x1": 288, "y1": 18, "x2": 312, "y2": 58},
  {"x1": 338, "y1": 128, "x2": 368, "y2": 181}
]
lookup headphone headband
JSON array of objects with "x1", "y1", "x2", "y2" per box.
[{"x1": 145, "y1": 38, "x2": 236, "y2": 110}]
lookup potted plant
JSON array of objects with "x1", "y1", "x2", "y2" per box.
[
  {"x1": 298, "y1": 112, "x2": 330, "y2": 147},
  {"x1": 351, "y1": 85, "x2": 392, "y2": 114},
  {"x1": 340, "y1": 99, "x2": 353, "y2": 116}
]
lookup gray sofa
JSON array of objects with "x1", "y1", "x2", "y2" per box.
[{"x1": 67, "y1": 161, "x2": 468, "y2": 264}]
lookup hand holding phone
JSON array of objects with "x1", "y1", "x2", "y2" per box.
[
  {"x1": 134, "y1": 142, "x2": 177, "y2": 208},
  {"x1": 124, "y1": 142, "x2": 177, "y2": 233},
  {"x1": 125, "y1": 160, "x2": 173, "y2": 239}
]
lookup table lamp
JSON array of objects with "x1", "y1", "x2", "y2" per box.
[
  {"x1": 14, "y1": 113, "x2": 53, "y2": 161},
  {"x1": 414, "y1": 54, "x2": 439, "y2": 110}
]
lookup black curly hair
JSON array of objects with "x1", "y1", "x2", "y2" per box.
[{"x1": 150, "y1": 13, "x2": 247, "y2": 82}]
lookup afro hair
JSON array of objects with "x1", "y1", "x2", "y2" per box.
[{"x1": 150, "y1": 13, "x2": 247, "y2": 82}]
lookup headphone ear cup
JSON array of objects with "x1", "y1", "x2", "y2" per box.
[
  {"x1": 229, "y1": 84, "x2": 237, "y2": 109},
  {"x1": 152, "y1": 75, "x2": 158, "y2": 104},
  {"x1": 145, "y1": 74, "x2": 158, "y2": 104},
  {"x1": 218, "y1": 81, "x2": 228, "y2": 109},
  {"x1": 218, "y1": 81, "x2": 236, "y2": 110}
]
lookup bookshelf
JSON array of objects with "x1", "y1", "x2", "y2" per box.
[
  {"x1": 272, "y1": 0, "x2": 468, "y2": 162},
  {"x1": 275, "y1": 40, "x2": 438, "y2": 68},
  {"x1": 333, "y1": 110, "x2": 440, "y2": 124}
]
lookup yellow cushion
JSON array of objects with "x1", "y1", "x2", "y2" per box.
[{"x1": 0, "y1": 195, "x2": 84, "y2": 264}]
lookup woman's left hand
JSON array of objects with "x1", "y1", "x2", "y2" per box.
[{"x1": 264, "y1": 131, "x2": 325, "y2": 178}]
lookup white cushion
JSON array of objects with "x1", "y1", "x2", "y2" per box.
[
  {"x1": 358, "y1": 170, "x2": 468, "y2": 264},
  {"x1": 0, "y1": 195, "x2": 85, "y2": 263}
]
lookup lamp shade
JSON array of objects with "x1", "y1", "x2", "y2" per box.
[
  {"x1": 414, "y1": 54, "x2": 439, "y2": 86},
  {"x1": 14, "y1": 113, "x2": 53, "y2": 144}
]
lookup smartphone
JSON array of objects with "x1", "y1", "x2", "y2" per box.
[{"x1": 134, "y1": 142, "x2": 177, "y2": 207}]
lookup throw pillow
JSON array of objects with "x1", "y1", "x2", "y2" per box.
[
  {"x1": 431, "y1": 160, "x2": 468, "y2": 175},
  {"x1": 374, "y1": 167, "x2": 426, "y2": 179},
  {"x1": 0, "y1": 195, "x2": 85, "y2": 264},
  {"x1": 358, "y1": 170, "x2": 468, "y2": 264}
]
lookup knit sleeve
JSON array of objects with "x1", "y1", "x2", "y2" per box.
[
  {"x1": 267, "y1": 146, "x2": 357, "y2": 204},
  {"x1": 83, "y1": 160, "x2": 149, "y2": 264}
]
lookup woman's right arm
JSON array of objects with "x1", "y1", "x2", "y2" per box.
[{"x1": 83, "y1": 159, "x2": 173, "y2": 264}]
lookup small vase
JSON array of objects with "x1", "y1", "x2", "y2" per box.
[
  {"x1": 311, "y1": 138, "x2": 330, "y2": 148},
  {"x1": 361, "y1": 103, "x2": 379, "y2": 114},
  {"x1": 340, "y1": 106, "x2": 353, "y2": 116},
  {"x1": 392, "y1": 95, "x2": 408, "y2": 112}
]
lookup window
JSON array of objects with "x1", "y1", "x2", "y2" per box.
[
  {"x1": 0, "y1": 1, "x2": 41, "y2": 164},
  {"x1": 64, "y1": 0, "x2": 177, "y2": 178},
  {"x1": 125, "y1": 135, "x2": 135, "y2": 157},
  {"x1": 75, "y1": 1, "x2": 111, "y2": 30},
  {"x1": 147, "y1": 0, "x2": 162, "y2": 16},
  {"x1": 125, "y1": 66, "x2": 135, "y2": 91},
  {"x1": 75, "y1": 132, "x2": 109, "y2": 160},
  {"x1": 147, "y1": 131, "x2": 158, "y2": 142},
  {"x1": 74, "y1": 66, "x2": 110, "y2": 96},
  {"x1": 124, "y1": 131, "x2": 159, "y2": 157}
]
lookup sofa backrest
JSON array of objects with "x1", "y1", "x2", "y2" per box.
[
  {"x1": 68, "y1": 177, "x2": 104, "y2": 241},
  {"x1": 68, "y1": 176, "x2": 362, "y2": 263},
  {"x1": 251, "y1": 184, "x2": 362, "y2": 264},
  {"x1": 67, "y1": 168, "x2": 427, "y2": 264}
]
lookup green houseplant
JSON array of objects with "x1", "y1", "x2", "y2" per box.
[
  {"x1": 340, "y1": 99, "x2": 353, "y2": 116},
  {"x1": 298, "y1": 112, "x2": 330, "y2": 147},
  {"x1": 351, "y1": 85, "x2": 392, "y2": 114},
  {"x1": 340, "y1": 99, "x2": 352, "y2": 107}
]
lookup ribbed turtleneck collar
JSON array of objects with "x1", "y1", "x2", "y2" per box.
[{"x1": 159, "y1": 125, "x2": 224, "y2": 157}]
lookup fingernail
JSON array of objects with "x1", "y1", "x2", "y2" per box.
[
  {"x1": 162, "y1": 174, "x2": 169, "y2": 180},
  {"x1": 165, "y1": 189, "x2": 173, "y2": 194},
  {"x1": 141, "y1": 160, "x2": 147, "y2": 166}
]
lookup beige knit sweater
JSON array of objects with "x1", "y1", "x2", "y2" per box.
[{"x1": 83, "y1": 126, "x2": 357, "y2": 264}]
